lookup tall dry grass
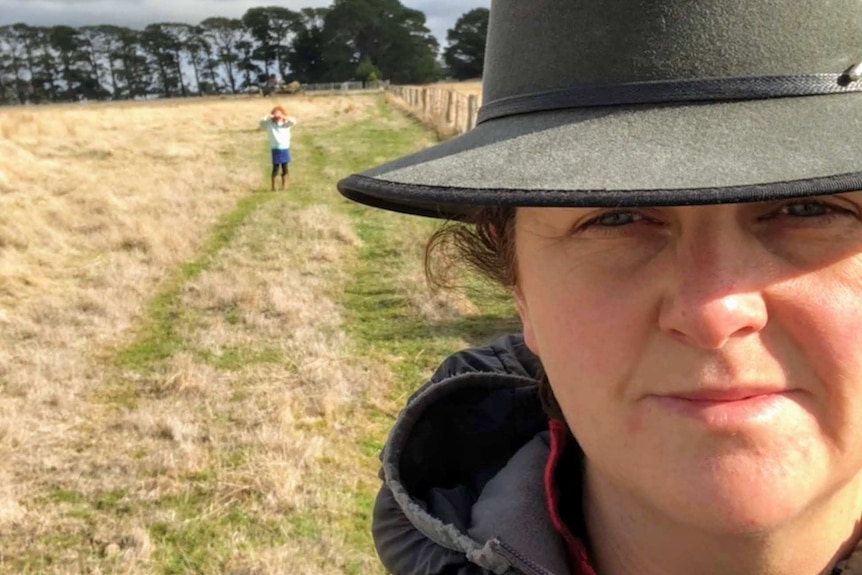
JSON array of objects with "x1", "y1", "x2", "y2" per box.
[
  {"x1": 0, "y1": 94, "x2": 385, "y2": 571},
  {"x1": 0, "y1": 99, "x2": 254, "y2": 467},
  {"x1": 431, "y1": 80, "x2": 483, "y2": 98}
]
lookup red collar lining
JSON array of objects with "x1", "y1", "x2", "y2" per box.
[{"x1": 544, "y1": 420, "x2": 598, "y2": 575}]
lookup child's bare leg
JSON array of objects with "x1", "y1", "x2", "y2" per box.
[
  {"x1": 271, "y1": 166, "x2": 278, "y2": 191},
  {"x1": 281, "y1": 165, "x2": 289, "y2": 190}
]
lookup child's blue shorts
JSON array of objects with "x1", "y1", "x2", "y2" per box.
[{"x1": 271, "y1": 148, "x2": 291, "y2": 166}]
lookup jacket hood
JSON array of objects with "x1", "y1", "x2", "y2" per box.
[{"x1": 373, "y1": 335, "x2": 572, "y2": 575}]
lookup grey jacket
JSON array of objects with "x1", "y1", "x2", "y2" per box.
[{"x1": 373, "y1": 335, "x2": 575, "y2": 575}]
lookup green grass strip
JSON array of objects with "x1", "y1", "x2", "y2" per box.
[
  {"x1": 343, "y1": 203, "x2": 519, "y2": 397},
  {"x1": 115, "y1": 191, "x2": 276, "y2": 372},
  {"x1": 312, "y1": 98, "x2": 520, "y2": 397}
]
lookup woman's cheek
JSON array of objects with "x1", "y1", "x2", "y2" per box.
[{"x1": 777, "y1": 266, "x2": 862, "y2": 376}]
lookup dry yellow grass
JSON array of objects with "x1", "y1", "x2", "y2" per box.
[
  {"x1": 0, "y1": 93, "x2": 398, "y2": 572},
  {"x1": 432, "y1": 80, "x2": 483, "y2": 98},
  {"x1": 0, "y1": 90, "x2": 514, "y2": 573},
  {"x1": 0, "y1": 99, "x2": 272, "y2": 532}
]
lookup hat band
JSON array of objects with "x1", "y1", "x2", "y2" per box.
[{"x1": 477, "y1": 73, "x2": 862, "y2": 124}]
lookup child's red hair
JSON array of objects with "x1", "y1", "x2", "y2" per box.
[{"x1": 271, "y1": 106, "x2": 287, "y2": 115}]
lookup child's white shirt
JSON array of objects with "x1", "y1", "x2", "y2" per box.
[{"x1": 260, "y1": 116, "x2": 297, "y2": 149}]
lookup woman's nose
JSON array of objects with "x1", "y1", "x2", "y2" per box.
[{"x1": 658, "y1": 234, "x2": 769, "y2": 350}]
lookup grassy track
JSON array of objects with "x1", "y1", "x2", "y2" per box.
[{"x1": 3, "y1": 95, "x2": 517, "y2": 574}]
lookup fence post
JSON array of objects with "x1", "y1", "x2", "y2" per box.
[
  {"x1": 467, "y1": 95, "x2": 479, "y2": 131},
  {"x1": 446, "y1": 91, "x2": 454, "y2": 124},
  {"x1": 384, "y1": 85, "x2": 481, "y2": 136}
]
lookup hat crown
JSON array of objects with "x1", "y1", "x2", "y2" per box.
[
  {"x1": 484, "y1": 0, "x2": 862, "y2": 104},
  {"x1": 338, "y1": 0, "x2": 862, "y2": 219}
]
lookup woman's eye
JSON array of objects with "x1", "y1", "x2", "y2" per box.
[
  {"x1": 572, "y1": 211, "x2": 655, "y2": 236},
  {"x1": 779, "y1": 201, "x2": 836, "y2": 218},
  {"x1": 758, "y1": 199, "x2": 861, "y2": 229},
  {"x1": 589, "y1": 211, "x2": 643, "y2": 227}
]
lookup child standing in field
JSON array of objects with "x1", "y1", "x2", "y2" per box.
[{"x1": 259, "y1": 106, "x2": 297, "y2": 191}]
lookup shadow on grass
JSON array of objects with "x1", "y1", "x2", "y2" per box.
[
  {"x1": 345, "y1": 282, "x2": 520, "y2": 349},
  {"x1": 414, "y1": 314, "x2": 521, "y2": 348}
]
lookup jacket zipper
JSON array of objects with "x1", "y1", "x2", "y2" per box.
[{"x1": 490, "y1": 539, "x2": 563, "y2": 575}]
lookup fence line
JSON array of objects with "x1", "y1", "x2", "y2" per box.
[
  {"x1": 302, "y1": 80, "x2": 389, "y2": 92},
  {"x1": 257, "y1": 80, "x2": 389, "y2": 96},
  {"x1": 386, "y1": 85, "x2": 480, "y2": 137}
]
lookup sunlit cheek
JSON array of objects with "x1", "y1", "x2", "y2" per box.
[
  {"x1": 518, "y1": 232, "x2": 666, "y2": 438},
  {"x1": 538, "y1": 279, "x2": 636, "y2": 362},
  {"x1": 524, "y1": 269, "x2": 657, "y2": 440},
  {"x1": 791, "y1": 265, "x2": 862, "y2": 368},
  {"x1": 774, "y1": 261, "x2": 862, "y2": 448}
]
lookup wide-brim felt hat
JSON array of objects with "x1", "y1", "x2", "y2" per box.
[{"x1": 338, "y1": 0, "x2": 862, "y2": 220}]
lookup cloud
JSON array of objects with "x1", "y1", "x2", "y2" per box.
[{"x1": 0, "y1": 0, "x2": 490, "y2": 44}]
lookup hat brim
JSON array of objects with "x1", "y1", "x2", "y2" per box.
[{"x1": 337, "y1": 93, "x2": 862, "y2": 220}]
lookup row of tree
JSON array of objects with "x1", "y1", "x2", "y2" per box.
[{"x1": 0, "y1": 1, "x2": 488, "y2": 105}]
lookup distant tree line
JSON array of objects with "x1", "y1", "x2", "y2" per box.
[{"x1": 0, "y1": 1, "x2": 489, "y2": 105}]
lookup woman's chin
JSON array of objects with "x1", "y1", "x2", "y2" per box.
[
  {"x1": 677, "y1": 484, "x2": 805, "y2": 534},
  {"x1": 659, "y1": 458, "x2": 827, "y2": 534},
  {"x1": 629, "y1": 409, "x2": 837, "y2": 530}
]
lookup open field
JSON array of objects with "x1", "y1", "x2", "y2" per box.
[{"x1": 0, "y1": 92, "x2": 514, "y2": 572}]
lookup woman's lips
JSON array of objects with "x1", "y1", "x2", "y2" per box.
[
  {"x1": 650, "y1": 389, "x2": 797, "y2": 426},
  {"x1": 666, "y1": 388, "x2": 786, "y2": 402}
]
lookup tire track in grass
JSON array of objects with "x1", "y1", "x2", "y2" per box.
[
  {"x1": 113, "y1": 190, "x2": 278, "y2": 374},
  {"x1": 9, "y1": 99, "x2": 384, "y2": 574},
  {"x1": 53, "y1": 95, "x2": 421, "y2": 575},
  {"x1": 91, "y1": 98, "x2": 389, "y2": 574},
  {"x1": 5, "y1": 148, "x2": 283, "y2": 572}
]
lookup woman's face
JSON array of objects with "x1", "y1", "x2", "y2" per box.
[{"x1": 514, "y1": 193, "x2": 862, "y2": 533}]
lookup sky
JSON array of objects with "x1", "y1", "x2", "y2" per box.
[{"x1": 0, "y1": 0, "x2": 490, "y2": 47}]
